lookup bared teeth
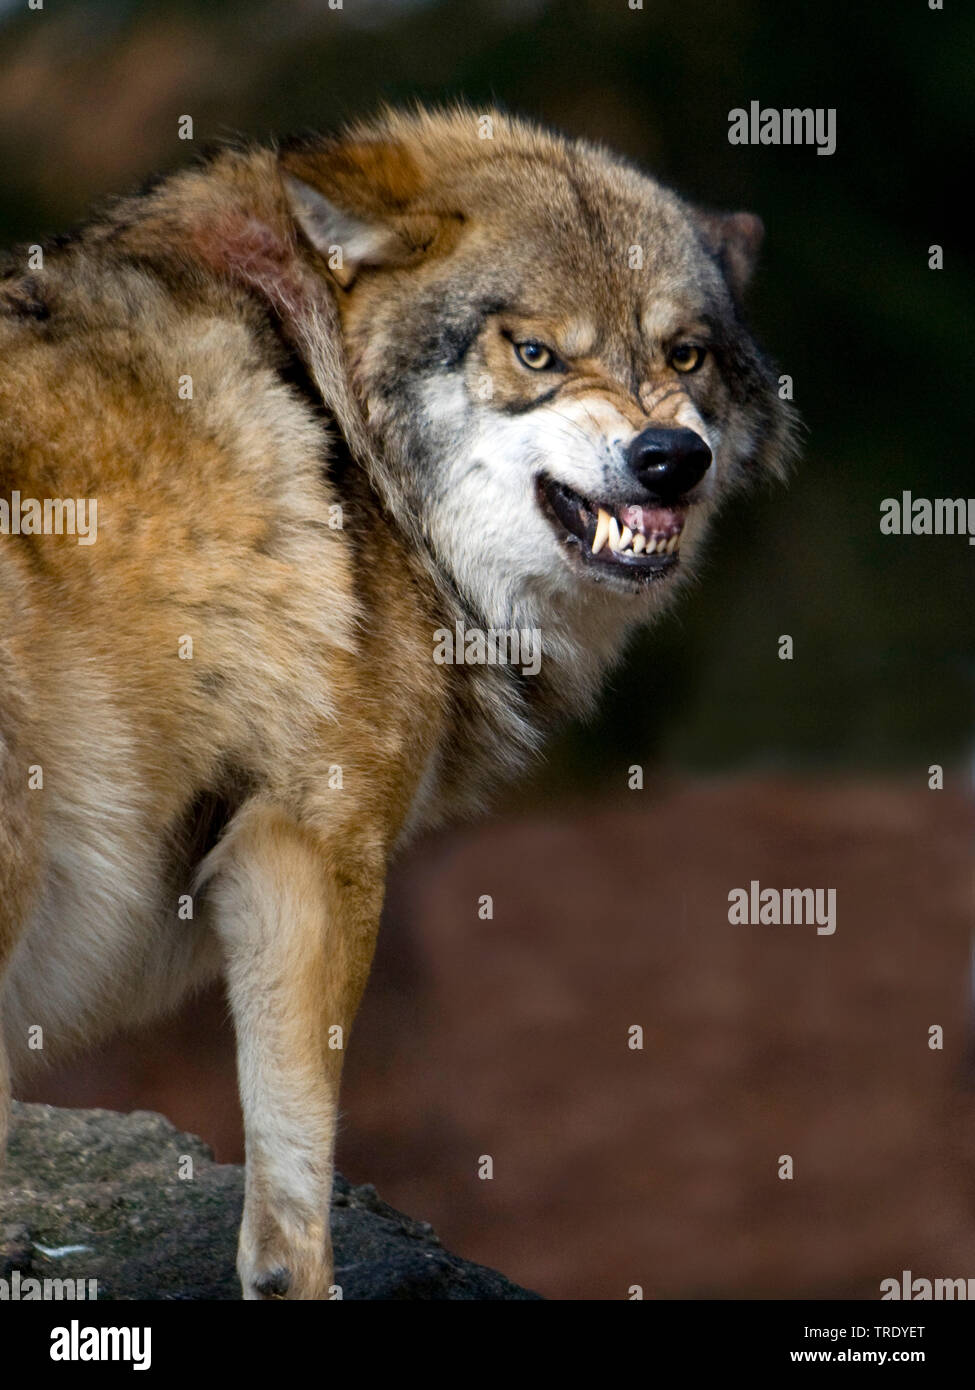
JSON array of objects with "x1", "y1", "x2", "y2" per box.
[
  {"x1": 592, "y1": 508, "x2": 611, "y2": 554},
  {"x1": 588, "y1": 502, "x2": 684, "y2": 560}
]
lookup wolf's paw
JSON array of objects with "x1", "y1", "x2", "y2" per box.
[
  {"x1": 238, "y1": 1223, "x2": 333, "y2": 1301},
  {"x1": 251, "y1": 1265, "x2": 292, "y2": 1299}
]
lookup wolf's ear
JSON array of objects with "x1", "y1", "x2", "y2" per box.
[
  {"x1": 280, "y1": 141, "x2": 444, "y2": 290},
  {"x1": 696, "y1": 210, "x2": 765, "y2": 301},
  {"x1": 281, "y1": 173, "x2": 412, "y2": 288}
]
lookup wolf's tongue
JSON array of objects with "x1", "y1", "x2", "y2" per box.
[{"x1": 619, "y1": 504, "x2": 684, "y2": 536}]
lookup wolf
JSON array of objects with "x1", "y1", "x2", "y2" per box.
[{"x1": 0, "y1": 106, "x2": 795, "y2": 1299}]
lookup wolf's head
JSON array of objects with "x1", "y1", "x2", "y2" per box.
[{"x1": 278, "y1": 108, "x2": 795, "y2": 632}]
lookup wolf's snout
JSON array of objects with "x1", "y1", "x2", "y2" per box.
[{"x1": 626, "y1": 427, "x2": 712, "y2": 502}]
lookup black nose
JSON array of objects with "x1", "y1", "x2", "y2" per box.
[{"x1": 626, "y1": 427, "x2": 712, "y2": 502}]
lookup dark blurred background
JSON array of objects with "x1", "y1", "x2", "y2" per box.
[{"x1": 6, "y1": 0, "x2": 973, "y2": 1298}]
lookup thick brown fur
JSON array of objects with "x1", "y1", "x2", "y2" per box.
[{"x1": 0, "y1": 106, "x2": 795, "y2": 1298}]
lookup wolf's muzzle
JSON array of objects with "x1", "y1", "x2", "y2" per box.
[{"x1": 626, "y1": 427, "x2": 712, "y2": 503}]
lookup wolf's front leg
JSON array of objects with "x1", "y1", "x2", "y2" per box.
[{"x1": 205, "y1": 803, "x2": 383, "y2": 1300}]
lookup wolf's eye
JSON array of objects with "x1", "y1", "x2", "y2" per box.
[
  {"x1": 669, "y1": 344, "x2": 706, "y2": 373},
  {"x1": 515, "y1": 340, "x2": 555, "y2": 371}
]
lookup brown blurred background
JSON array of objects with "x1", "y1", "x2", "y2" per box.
[
  {"x1": 4, "y1": 0, "x2": 974, "y2": 1298},
  {"x1": 22, "y1": 778, "x2": 975, "y2": 1298}
]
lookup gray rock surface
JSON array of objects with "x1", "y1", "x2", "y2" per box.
[{"x1": 0, "y1": 1102, "x2": 541, "y2": 1300}]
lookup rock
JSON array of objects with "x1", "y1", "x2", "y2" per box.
[{"x1": 0, "y1": 1102, "x2": 541, "y2": 1300}]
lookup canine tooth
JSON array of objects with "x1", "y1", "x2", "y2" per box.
[
  {"x1": 592, "y1": 508, "x2": 611, "y2": 554},
  {"x1": 608, "y1": 517, "x2": 622, "y2": 552},
  {"x1": 666, "y1": 534, "x2": 680, "y2": 553},
  {"x1": 632, "y1": 533, "x2": 646, "y2": 554},
  {"x1": 619, "y1": 525, "x2": 634, "y2": 550}
]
